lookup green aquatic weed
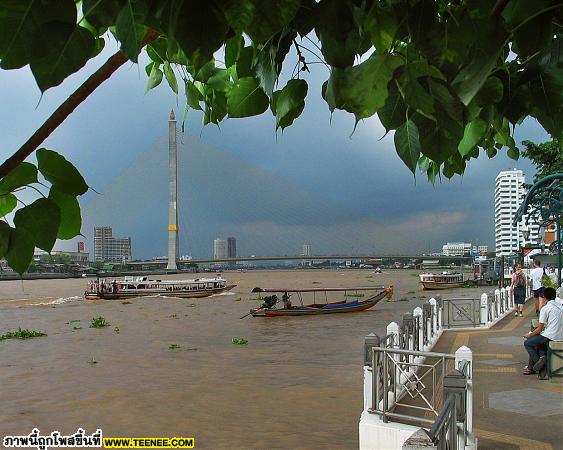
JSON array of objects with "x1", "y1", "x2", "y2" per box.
[
  {"x1": 231, "y1": 337, "x2": 248, "y2": 345},
  {"x1": 90, "y1": 316, "x2": 110, "y2": 328},
  {"x1": 0, "y1": 328, "x2": 47, "y2": 341}
]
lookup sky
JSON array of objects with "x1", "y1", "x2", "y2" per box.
[{"x1": 0, "y1": 38, "x2": 550, "y2": 259}]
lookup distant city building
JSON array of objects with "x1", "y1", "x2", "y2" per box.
[
  {"x1": 227, "y1": 237, "x2": 237, "y2": 259},
  {"x1": 214, "y1": 238, "x2": 226, "y2": 260},
  {"x1": 34, "y1": 250, "x2": 90, "y2": 264},
  {"x1": 94, "y1": 226, "x2": 132, "y2": 263},
  {"x1": 302, "y1": 243, "x2": 311, "y2": 257},
  {"x1": 478, "y1": 245, "x2": 488, "y2": 254},
  {"x1": 442, "y1": 242, "x2": 472, "y2": 256},
  {"x1": 494, "y1": 170, "x2": 540, "y2": 256}
]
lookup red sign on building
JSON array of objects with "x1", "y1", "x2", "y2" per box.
[{"x1": 78, "y1": 242, "x2": 85, "y2": 252}]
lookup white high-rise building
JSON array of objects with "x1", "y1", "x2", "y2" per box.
[
  {"x1": 494, "y1": 170, "x2": 540, "y2": 256},
  {"x1": 213, "y1": 238, "x2": 226, "y2": 260},
  {"x1": 302, "y1": 243, "x2": 311, "y2": 257}
]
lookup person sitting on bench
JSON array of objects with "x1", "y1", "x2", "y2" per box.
[{"x1": 523, "y1": 287, "x2": 563, "y2": 378}]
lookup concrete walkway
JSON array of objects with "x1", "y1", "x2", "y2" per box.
[{"x1": 432, "y1": 301, "x2": 563, "y2": 450}]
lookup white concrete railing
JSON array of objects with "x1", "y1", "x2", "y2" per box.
[{"x1": 359, "y1": 286, "x2": 529, "y2": 450}]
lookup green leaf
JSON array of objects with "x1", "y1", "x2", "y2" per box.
[
  {"x1": 378, "y1": 83, "x2": 407, "y2": 131},
  {"x1": 0, "y1": 221, "x2": 10, "y2": 258},
  {"x1": 169, "y1": 0, "x2": 229, "y2": 64},
  {"x1": 115, "y1": 0, "x2": 148, "y2": 63},
  {"x1": 236, "y1": 46, "x2": 255, "y2": 78},
  {"x1": 48, "y1": 187, "x2": 81, "y2": 239},
  {"x1": 37, "y1": 149, "x2": 88, "y2": 196},
  {"x1": 255, "y1": 44, "x2": 277, "y2": 96},
  {"x1": 0, "y1": 162, "x2": 38, "y2": 195},
  {"x1": 273, "y1": 79, "x2": 308, "y2": 130},
  {"x1": 394, "y1": 120, "x2": 421, "y2": 175},
  {"x1": 5, "y1": 227, "x2": 34, "y2": 274},
  {"x1": 452, "y1": 19, "x2": 508, "y2": 105},
  {"x1": 325, "y1": 52, "x2": 403, "y2": 121},
  {"x1": 225, "y1": 35, "x2": 243, "y2": 68},
  {"x1": 507, "y1": 146, "x2": 520, "y2": 160},
  {"x1": 245, "y1": 0, "x2": 301, "y2": 43},
  {"x1": 227, "y1": 77, "x2": 269, "y2": 118},
  {"x1": 365, "y1": 4, "x2": 398, "y2": 52},
  {"x1": 316, "y1": 0, "x2": 363, "y2": 67},
  {"x1": 0, "y1": 0, "x2": 76, "y2": 69},
  {"x1": 0, "y1": 194, "x2": 17, "y2": 216},
  {"x1": 220, "y1": 0, "x2": 256, "y2": 34},
  {"x1": 146, "y1": 64, "x2": 163, "y2": 92},
  {"x1": 14, "y1": 198, "x2": 61, "y2": 252},
  {"x1": 458, "y1": 118, "x2": 487, "y2": 157},
  {"x1": 163, "y1": 61, "x2": 178, "y2": 94},
  {"x1": 207, "y1": 69, "x2": 230, "y2": 92},
  {"x1": 474, "y1": 76, "x2": 504, "y2": 106},
  {"x1": 82, "y1": 0, "x2": 123, "y2": 29},
  {"x1": 30, "y1": 24, "x2": 96, "y2": 92},
  {"x1": 398, "y1": 64, "x2": 435, "y2": 118},
  {"x1": 185, "y1": 79, "x2": 202, "y2": 111}
]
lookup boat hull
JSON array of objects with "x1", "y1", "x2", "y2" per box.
[
  {"x1": 250, "y1": 290, "x2": 388, "y2": 317},
  {"x1": 85, "y1": 284, "x2": 236, "y2": 300},
  {"x1": 420, "y1": 281, "x2": 464, "y2": 290}
]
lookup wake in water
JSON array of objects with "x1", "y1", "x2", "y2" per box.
[{"x1": 27, "y1": 296, "x2": 84, "y2": 306}]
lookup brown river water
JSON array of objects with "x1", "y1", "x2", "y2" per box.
[{"x1": 0, "y1": 269, "x2": 483, "y2": 449}]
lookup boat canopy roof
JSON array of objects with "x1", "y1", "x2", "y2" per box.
[
  {"x1": 252, "y1": 286, "x2": 388, "y2": 293},
  {"x1": 114, "y1": 277, "x2": 226, "y2": 285}
]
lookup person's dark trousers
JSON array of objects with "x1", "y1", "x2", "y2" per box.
[{"x1": 524, "y1": 335, "x2": 550, "y2": 364}]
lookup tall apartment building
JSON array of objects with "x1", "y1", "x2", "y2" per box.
[
  {"x1": 302, "y1": 243, "x2": 311, "y2": 257},
  {"x1": 494, "y1": 170, "x2": 540, "y2": 256},
  {"x1": 214, "y1": 238, "x2": 226, "y2": 260},
  {"x1": 227, "y1": 237, "x2": 236, "y2": 259},
  {"x1": 93, "y1": 226, "x2": 132, "y2": 263}
]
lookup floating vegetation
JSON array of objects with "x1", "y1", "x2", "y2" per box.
[
  {"x1": 90, "y1": 316, "x2": 110, "y2": 328},
  {"x1": 345, "y1": 292, "x2": 365, "y2": 297},
  {"x1": 65, "y1": 319, "x2": 81, "y2": 325},
  {"x1": 169, "y1": 344, "x2": 181, "y2": 350},
  {"x1": 233, "y1": 297, "x2": 242, "y2": 302},
  {"x1": 312, "y1": 281, "x2": 321, "y2": 284},
  {"x1": 88, "y1": 358, "x2": 97, "y2": 365},
  {"x1": 73, "y1": 326, "x2": 82, "y2": 330},
  {"x1": 114, "y1": 327, "x2": 120, "y2": 334},
  {"x1": 252, "y1": 296, "x2": 264, "y2": 301},
  {"x1": 407, "y1": 291, "x2": 416, "y2": 294},
  {"x1": 231, "y1": 337, "x2": 248, "y2": 345},
  {"x1": 121, "y1": 301, "x2": 132, "y2": 305},
  {"x1": 0, "y1": 328, "x2": 47, "y2": 341},
  {"x1": 169, "y1": 314, "x2": 179, "y2": 319},
  {"x1": 399, "y1": 297, "x2": 410, "y2": 302}
]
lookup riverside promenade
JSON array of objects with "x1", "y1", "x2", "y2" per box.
[{"x1": 432, "y1": 300, "x2": 562, "y2": 450}]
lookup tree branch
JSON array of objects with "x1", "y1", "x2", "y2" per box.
[
  {"x1": 0, "y1": 29, "x2": 159, "y2": 179},
  {"x1": 491, "y1": 0, "x2": 510, "y2": 17}
]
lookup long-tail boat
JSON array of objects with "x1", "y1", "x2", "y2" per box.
[{"x1": 247, "y1": 286, "x2": 392, "y2": 317}]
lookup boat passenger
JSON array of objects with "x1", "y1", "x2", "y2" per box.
[{"x1": 282, "y1": 292, "x2": 292, "y2": 309}]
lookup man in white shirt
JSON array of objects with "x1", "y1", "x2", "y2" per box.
[
  {"x1": 529, "y1": 259, "x2": 545, "y2": 314},
  {"x1": 523, "y1": 287, "x2": 563, "y2": 379}
]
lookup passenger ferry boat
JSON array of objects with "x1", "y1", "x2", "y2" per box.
[
  {"x1": 419, "y1": 272, "x2": 464, "y2": 290},
  {"x1": 84, "y1": 276, "x2": 236, "y2": 300}
]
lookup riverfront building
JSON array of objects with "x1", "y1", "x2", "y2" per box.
[
  {"x1": 441, "y1": 242, "x2": 488, "y2": 256},
  {"x1": 93, "y1": 226, "x2": 132, "y2": 263},
  {"x1": 494, "y1": 170, "x2": 540, "y2": 256},
  {"x1": 227, "y1": 237, "x2": 237, "y2": 259},
  {"x1": 214, "y1": 238, "x2": 226, "y2": 260}
]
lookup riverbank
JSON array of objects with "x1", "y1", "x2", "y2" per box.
[{"x1": 0, "y1": 269, "x2": 486, "y2": 448}]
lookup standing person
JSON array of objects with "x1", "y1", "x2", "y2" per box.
[
  {"x1": 511, "y1": 264, "x2": 526, "y2": 317},
  {"x1": 522, "y1": 287, "x2": 563, "y2": 379},
  {"x1": 529, "y1": 259, "x2": 545, "y2": 315}
]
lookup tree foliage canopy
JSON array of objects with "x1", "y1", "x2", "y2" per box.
[
  {"x1": 521, "y1": 140, "x2": 563, "y2": 182},
  {"x1": 0, "y1": 0, "x2": 562, "y2": 272}
]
